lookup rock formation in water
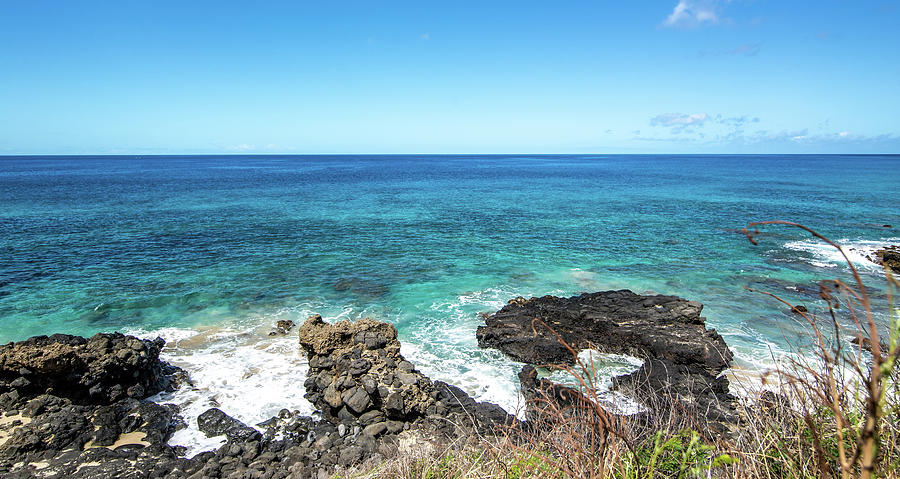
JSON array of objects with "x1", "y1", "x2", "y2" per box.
[
  {"x1": 867, "y1": 245, "x2": 900, "y2": 272},
  {"x1": 299, "y1": 314, "x2": 513, "y2": 432},
  {"x1": 0, "y1": 333, "x2": 188, "y2": 478},
  {"x1": 0, "y1": 317, "x2": 512, "y2": 478},
  {"x1": 476, "y1": 290, "x2": 737, "y2": 429},
  {"x1": 0, "y1": 289, "x2": 739, "y2": 477},
  {"x1": 0, "y1": 333, "x2": 175, "y2": 405}
]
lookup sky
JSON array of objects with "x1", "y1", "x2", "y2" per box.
[{"x1": 0, "y1": 1, "x2": 898, "y2": 154}]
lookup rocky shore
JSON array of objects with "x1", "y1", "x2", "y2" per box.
[
  {"x1": 866, "y1": 245, "x2": 900, "y2": 272},
  {"x1": 0, "y1": 319, "x2": 512, "y2": 478},
  {"x1": 477, "y1": 290, "x2": 737, "y2": 428},
  {"x1": 0, "y1": 290, "x2": 735, "y2": 478}
]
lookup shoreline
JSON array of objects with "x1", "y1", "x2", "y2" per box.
[{"x1": 1, "y1": 289, "x2": 742, "y2": 478}]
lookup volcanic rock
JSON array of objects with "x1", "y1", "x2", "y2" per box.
[
  {"x1": 0, "y1": 333, "x2": 174, "y2": 405},
  {"x1": 298, "y1": 314, "x2": 515, "y2": 431},
  {"x1": 0, "y1": 334, "x2": 188, "y2": 478},
  {"x1": 198, "y1": 408, "x2": 261, "y2": 442},
  {"x1": 477, "y1": 290, "x2": 737, "y2": 430},
  {"x1": 867, "y1": 245, "x2": 900, "y2": 272},
  {"x1": 269, "y1": 319, "x2": 296, "y2": 336},
  {"x1": 1, "y1": 316, "x2": 516, "y2": 478}
]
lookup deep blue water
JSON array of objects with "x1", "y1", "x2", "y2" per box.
[{"x1": 1, "y1": 154, "x2": 898, "y2": 420}]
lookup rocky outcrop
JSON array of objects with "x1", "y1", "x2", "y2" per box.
[
  {"x1": 867, "y1": 245, "x2": 900, "y2": 272},
  {"x1": 299, "y1": 314, "x2": 515, "y2": 432},
  {"x1": 0, "y1": 334, "x2": 189, "y2": 478},
  {"x1": 176, "y1": 315, "x2": 514, "y2": 478},
  {"x1": 0, "y1": 333, "x2": 174, "y2": 406},
  {"x1": 477, "y1": 290, "x2": 737, "y2": 430},
  {"x1": 1, "y1": 316, "x2": 515, "y2": 478}
]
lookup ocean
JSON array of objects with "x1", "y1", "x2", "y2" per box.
[{"x1": 1, "y1": 154, "x2": 897, "y2": 453}]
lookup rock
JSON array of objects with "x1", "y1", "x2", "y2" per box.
[
  {"x1": 477, "y1": 290, "x2": 737, "y2": 430},
  {"x1": 270, "y1": 320, "x2": 296, "y2": 336},
  {"x1": 342, "y1": 386, "x2": 372, "y2": 414},
  {"x1": 348, "y1": 358, "x2": 371, "y2": 376},
  {"x1": 478, "y1": 291, "x2": 731, "y2": 372},
  {"x1": 395, "y1": 371, "x2": 418, "y2": 386},
  {"x1": 0, "y1": 332, "x2": 173, "y2": 405},
  {"x1": 614, "y1": 358, "x2": 735, "y2": 426},
  {"x1": 323, "y1": 384, "x2": 343, "y2": 409},
  {"x1": 0, "y1": 333, "x2": 191, "y2": 478},
  {"x1": 517, "y1": 365, "x2": 602, "y2": 426},
  {"x1": 790, "y1": 305, "x2": 808, "y2": 314},
  {"x1": 384, "y1": 391, "x2": 404, "y2": 412},
  {"x1": 198, "y1": 407, "x2": 241, "y2": 436},
  {"x1": 358, "y1": 410, "x2": 385, "y2": 425},
  {"x1": 866, "y1": 245, "x2": 900, "y2": 272},
  {"x1": 9, "y1": 377, "x2": 30, "y2": 389},
  {"x1": 338, "y1": 445, "x2": 364, "y2": 466},
  {"x1": 386, "y1": 420, "x2": 404, "y2": 433},
  {"x1": 276, "y1": 319, "x2": 295, "y2": 331},
  {"x1": 362, "y1": 422, "x2": 387, "y2": 437},
  {"x1": 1, "y1": 316, "x2": 520, "y2": 479},
  {"x1": 298, "y1": 314, "x2": 517, "y2": 431},
  {"x1": 298, "y1": 315, "x2": 397, "y2": 356},
  {"x1": 198, "y1": 407, "x2": 261, "y2": 442},
  {"x1": 851, "y1": 336, "x2": 887, "y2": 353}
]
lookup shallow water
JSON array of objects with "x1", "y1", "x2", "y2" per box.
[{"x1": 2, "y1": 154, "x2": 898, "y2": 451}]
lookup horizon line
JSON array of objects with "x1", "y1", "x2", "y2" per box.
[{"x1": 2, "y1": 152, "x2": 900, "y2": 158}]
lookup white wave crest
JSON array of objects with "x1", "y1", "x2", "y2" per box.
[
  {"x1": 783, "y1": 238, "x2": 898, "y2": 271},
  {"x1": 128, "y1": 322, "x2": 314, "y2": 457},
  {"x1": 539, "y1": 349, "x2": 646, "y2": 415}
]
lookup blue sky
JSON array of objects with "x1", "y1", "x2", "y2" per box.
[{"x1": 1, "y1": 1, "x2": 898, "y2": 154}]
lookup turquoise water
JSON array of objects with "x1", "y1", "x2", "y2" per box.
[{"x1": 1, "y1": 155, "x2": 898, "y2": 437}]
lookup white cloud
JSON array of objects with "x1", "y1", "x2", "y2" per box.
[
  {"x1": 651, "y1": 112, "x2": 709, "y2": 129},
  {"x1": 714, "y1": 115, "x2": 760, "y2": 127},
  {"x1": 650, "y1": 113, "x2": 763, "y2": 135},
  {"x1": 226, "y1": 143, "x2": 253, "y2": 152},
  {"x1": 636, "y1": 115, "x2": 899, "y2": 150},
  {"x1": 663, "y1": 0, "x2": 722, "y2": 28},
  {"x1": 709, "y1": 128, "x2": 891, "y2": 145},
  {"x1": 664, "y1": 1, "x2": 691, "y2": 25},
  {"x1": 787, "y1": 131, "x2": 884, "y2": 143}
]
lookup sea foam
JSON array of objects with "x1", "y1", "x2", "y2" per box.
[
  {"x1": 539, "y1": 349, "x2": 645, "y2": 415},
  {"x1": 783, "y1": 238, "x2": 898, "y2": 271},
  {"x1": 129, "y1": 324, "x2": 314, "y2": 457},
  {"x1": 130, "y1": 283, "x2": 798, "y2": 457}
]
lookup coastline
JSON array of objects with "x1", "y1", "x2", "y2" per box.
[
  {"x1": 0, "y1": 290, "x2": 740, "y2": 478},
  {"x1": 2, "y1": 156, "x2": 898, "y2": 476},
  {"x1": 3, "y1": 270, "x2": 898, "y2": 477}
]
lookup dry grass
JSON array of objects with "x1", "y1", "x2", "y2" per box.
[{"x1": 336, "y1": 222, "x2": 900, "y2": 479}]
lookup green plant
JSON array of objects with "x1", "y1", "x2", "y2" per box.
[
  {"x1": 505, "y1": 450, "x2": 562, "y2": 479},
  {"x1": 617, "y1": 430, "x2": 736, "y2": 479}
]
